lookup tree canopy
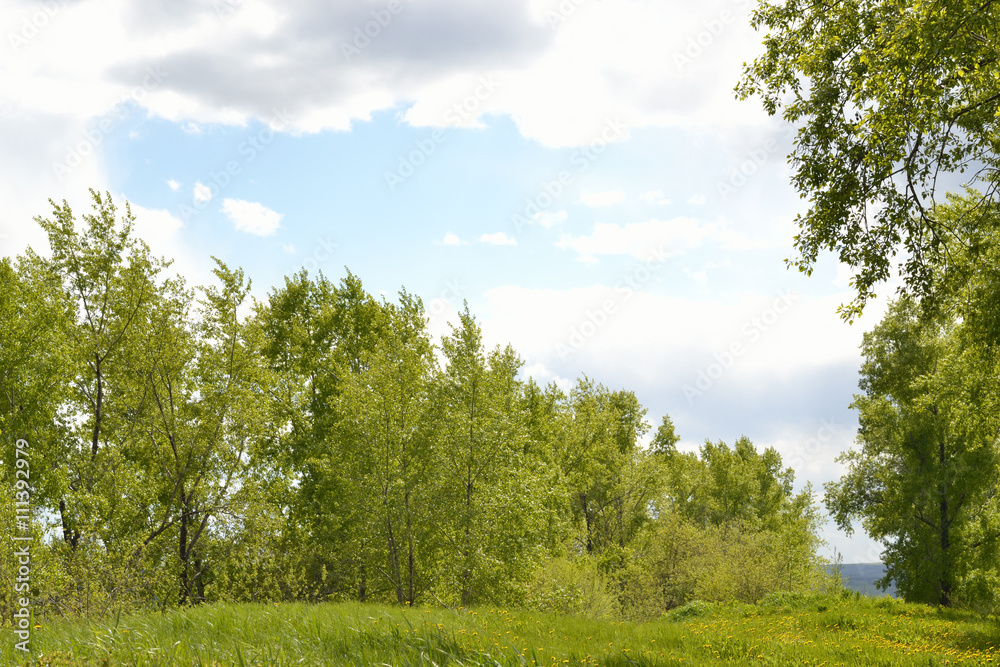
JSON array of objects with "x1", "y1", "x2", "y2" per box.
[{"x1": 739, "y1": 0, "x2": 1000, "y2": 320}]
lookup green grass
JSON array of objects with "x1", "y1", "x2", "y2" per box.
[{"x1": 1, "y1": 593, "x2": 998, "y2": 666}]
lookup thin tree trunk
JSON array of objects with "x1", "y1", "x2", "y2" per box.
[
  {"x1": 179, "y1": 491, "x2": 189, "y2": 606},
  {"x1": 59, "y1": 499, "x2": 80, "y2": 551},
  {"x1": 387, "y1": 514, "x2": 403, "y2": 604},
  {"x1": 91, "y1": 357, "x2": 102, "y2": 459},
  {"x1": 406, "y1": 489, "x2": 415, "y2": 605},
  {"x1": 939, "y1": 438, "x2": 952, "y2": 606},
  {"x1": 461, "y1": 478, "x2": 473, "y2": 606}
]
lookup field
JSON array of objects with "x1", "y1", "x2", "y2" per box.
[{"x1": 1, "y1": 593, "x2": 998, "y2": 666}]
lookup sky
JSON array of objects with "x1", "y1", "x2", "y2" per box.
[{"x1": 0, "y1": 0, "x2": 895, "y2": 562}]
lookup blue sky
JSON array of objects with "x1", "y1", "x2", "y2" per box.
[{"x1": 0, "y1": 0, "x2": 894, "y2": 561}]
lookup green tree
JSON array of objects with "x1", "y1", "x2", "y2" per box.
[
  {"x1": 128, "y1": 260, "x2": 270, "y2": 605},
  {"x1": 0, "y1": 257, "x2": 71, "y2": 623},
  {"x1": 650, "y1": 415, "x2": 680, "y2": 457},
  {"x1": 738, "y1": 0, "x2": 1000, "y2": 319},
  {"x1": 335, "y1": 291, "x2": 436, "y2": 605},
  {"x1": 257, "y1": 270, "x2": 388, "y2": 601},
  {"x1": 555, "y1": 378, "x2": 655, "y2": 556},
  {"x1": 27, "y1": 191, "x2": 166, "y2": 555},
  {"x1": 825, "y1": 298, "x2": 1000, "y2": 605},
  {"x1": 622, "y1": 437, "x2": 824, "y2": 615},
  {"x1": 431, "y1": 305, "x2": 547, "y2": 605}
]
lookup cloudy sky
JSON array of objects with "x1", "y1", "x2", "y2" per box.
[{"x1": 1, "y1": 0, "x2": 892, "y2": 561}]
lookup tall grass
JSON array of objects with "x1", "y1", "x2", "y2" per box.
[{"x1": 2, "y1": 593, "x2": 998, "y2": 665}]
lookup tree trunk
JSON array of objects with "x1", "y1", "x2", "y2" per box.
[
  {"x1": 405, "y1": 489, "x2": 415, "y2": 605},
  {"x1": 194, "y1": 554, "x2": 205, "y2": 603},
  {"x1": 179, "y1": 505, "x2": 189, "y2": 606},
  {"x1": 387, "y1": 513, "x2": 403, "y2": 604},
  {"x1": 461, "y1": 478, "x2": 473, "y2": 606},
  {"x1": 91, "y1": 357, "x2": 103, "y2": 459},
  {"x1": 59, "y1": 499, "x2": 80, "y2": 551},
  {"x1": 939, "y1": 438, "x2": 952, "y2": 606}
]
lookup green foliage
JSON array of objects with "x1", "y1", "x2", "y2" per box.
[
  {"x1": 739, "y1": 0, "x2": 1000, "y2": 320},
  {"x1": 826, "y1": 293, "x2": 1000, "y2": 607},
  {"x1": 662, "y1": 599, "x2": 716, "y2": 621},
  {"x1": 1, "y1": 191, "x2": 833, "y2": 623},
  {"x1": 524, "y1": 556, "x2": 616, "y2": 619},
  {"x1": 610, "y1": 436, "x2": 828, "y2": 619}
]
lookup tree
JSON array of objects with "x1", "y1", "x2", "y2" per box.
[
  {"x1": 27, "y1": 190, "x2": 166, "y2": 555},
  {"x1": 129, "y1": 260, "x2": 270, "y2": 605},
  {"x1": 0, "y1": 257, "x2": 71, "y2": 623},
  {"x1": 257, "y1": 270, "x2": 388, "y2": 601},
  {"x1": 554, "y1": 378, "x2": 656, "y2": 557},
  {"x1": 621, "y1": 436, "x2": 825, "y2": 615},
  {"x1": 825, "y1": 297, "x2": 1000, "y2": 605},
  {"x1": 650, "y1": 414, "x2": 680, "y2": 457},
  {"x1": 738, "y1": 0, "x2": 1000, "y2": 320},
  {"x1": 431, "y1": 304, "x2": 547, "y2": 605},
  {"x1": 335, "y1": 291, "x2": 436, "y2": 605}
]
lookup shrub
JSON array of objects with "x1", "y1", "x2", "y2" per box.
[{"x1": 524, "y1": 556, "x2": 616, "y2": 619}]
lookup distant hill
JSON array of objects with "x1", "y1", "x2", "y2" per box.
[{"x1": 829, "y1": 563, "x2": 896, "y2": 597}]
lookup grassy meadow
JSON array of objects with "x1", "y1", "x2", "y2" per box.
[{"x1": 2, "y1": 593, "x2": 998, "y2": 666}]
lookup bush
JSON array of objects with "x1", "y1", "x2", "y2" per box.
[
  {"x1": 663, "y1": 600, "x2": 716, "y2": 621},
  {"x1": 524, "y1": 556, "x2": 616, "y2": 619},
  {"x1": 758, "y1": 591, "x2": 823, "y2": 612}
]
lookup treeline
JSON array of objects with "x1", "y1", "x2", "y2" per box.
[{"x1": 0, "y1": 191, "x2": 826, "y2": 622}]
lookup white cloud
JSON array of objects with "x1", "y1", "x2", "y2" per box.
[
  {"x1": 687, "y1": 194, "x2": 707, "y2": 206},
  {"x1": 480, "y1": 232, "x2": 517, "y2": 246},
  {"x1": 193, "y1": 181, "x2": 212, "y2": 203},
  {"x1": 221, "y1": 198, "x2": 283, "y2": 236},
  {"x1": 640, "y1": 189, "x2": 671, "y2": 206},
  {"x1": 532, "y1": 209, "x2": 567, "y2": 228},
  {"x1": 556, "y1": 218, "x2": 713, "y2": 263},
  {"x1": 0, "y1": 113, "x2": 106, "y2": 261},
  {"x1": 167, "y1": 179, "x2": 181, "y2": 191},
  {"x1": 282, "y1": 243, "x2": 296, "y2": 254},
  {"x1": 479, "y1": 285, "x2": 877, "y2": 384},
  {"x1": 0, "y1": 0, "x2": 769, "y2": 147},
  {"x1": 580, "y1": 190, "x2": 625, "y2": 207},
  {"x1": 521, "y1": 362, "x2": 572, "y2": 393},
  {"x1": 443, "y1": 232, "x2": 462, "y2": 246},
  {"x1": 126, "y1": 201, "x2": 216, "y2": 288}
]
